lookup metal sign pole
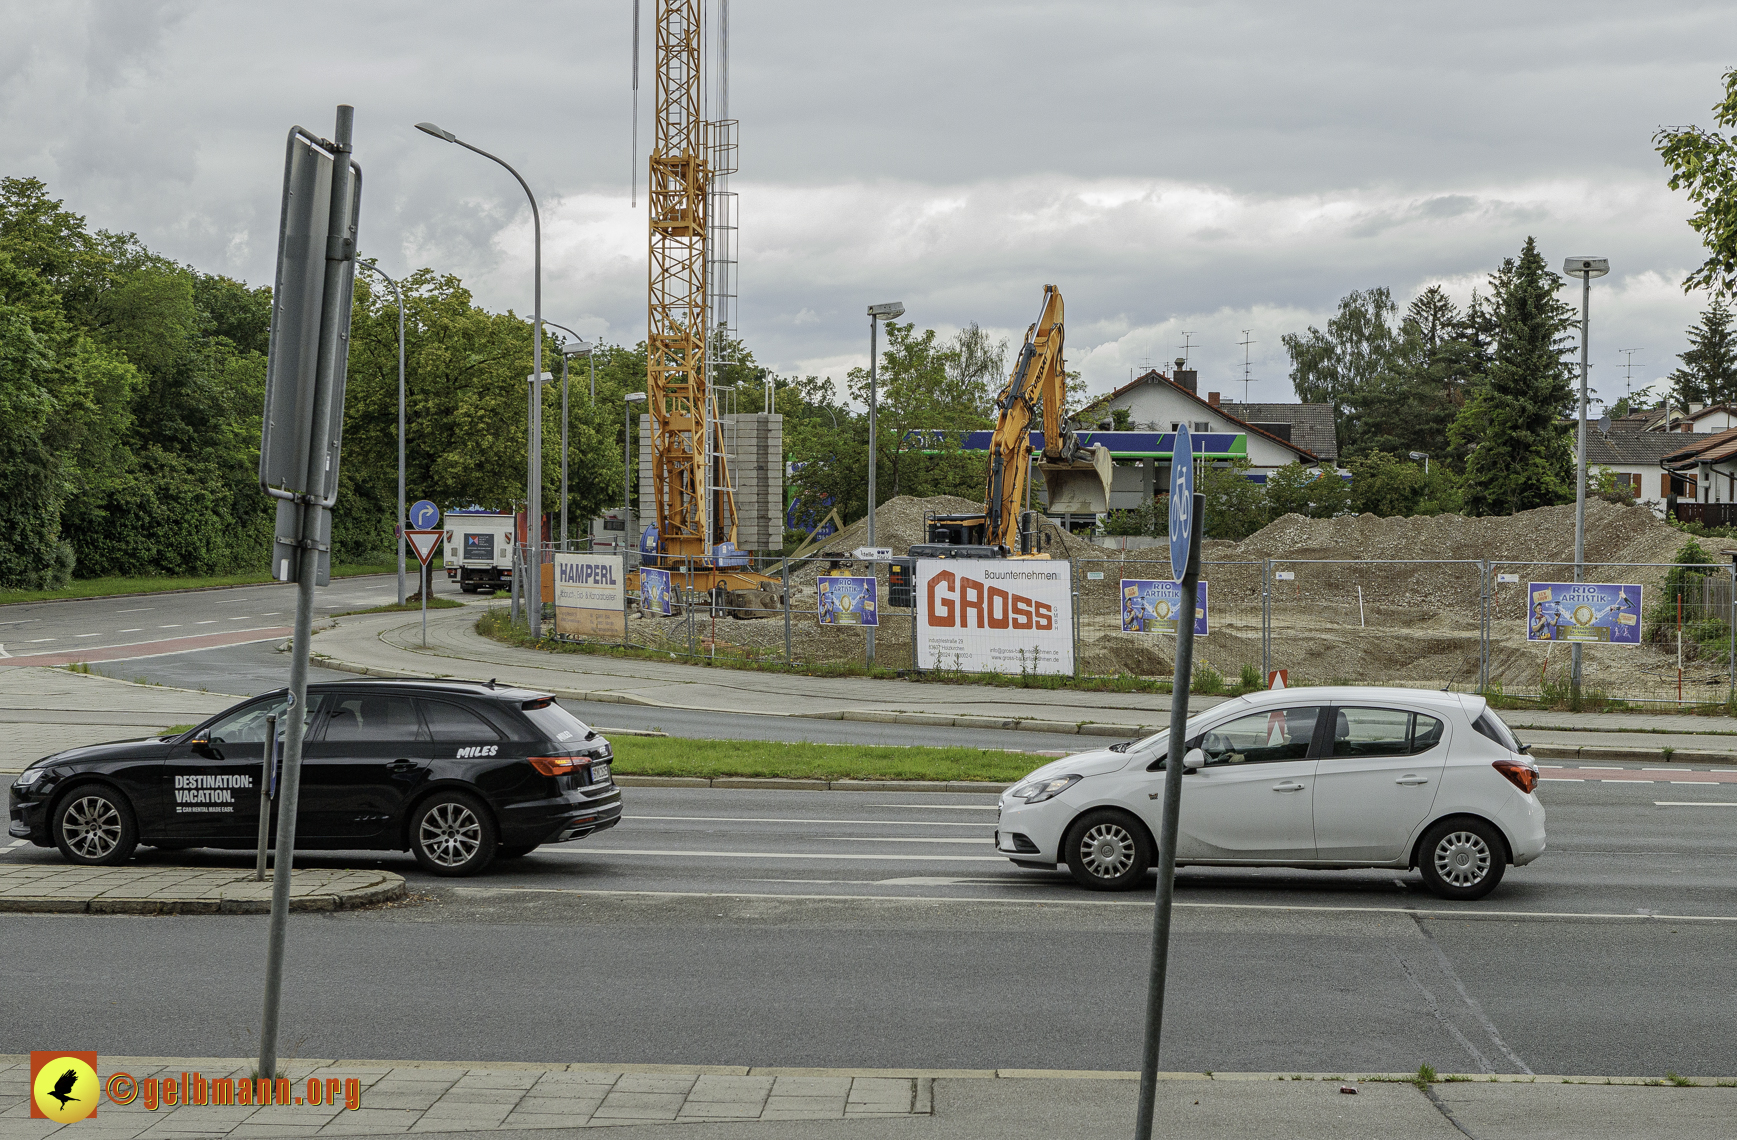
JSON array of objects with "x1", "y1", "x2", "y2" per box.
[
  {"x1": 259, "y1": 104, "x2": 357, "y2": 1084},
  {"x1": 1134, "y1": 492, "x2": 1202, "y2": 1139}
]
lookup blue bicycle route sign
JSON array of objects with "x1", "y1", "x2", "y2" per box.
[{"x1": 1169, "y1": 423, "x2": 1194, "y2": 582}]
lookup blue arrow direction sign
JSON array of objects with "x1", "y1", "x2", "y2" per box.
[
  {"x1": 1168, "y1": 423, "x2": 1194, "y2": 582},
  {"x1": 409, "y1": 499, "x2": 440, "y2": 530}
]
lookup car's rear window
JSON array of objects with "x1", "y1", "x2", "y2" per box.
[
  {"x1": 1472, "y1": 709, "x2": 1521, "y2": 752},
  {"x1": 521, "y1": 699, "x2": 594, "y2": 745}
]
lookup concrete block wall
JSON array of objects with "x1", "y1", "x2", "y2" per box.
[{"x1": 637, "y1": 412, "x2": 784, "y2": 552}]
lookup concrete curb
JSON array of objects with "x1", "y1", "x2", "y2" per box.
[
  {"x1": 616, "y1": 775, "x2": 1012, "y2": 793},
  {"x1": 0, "y1": 1055, "x2": 1723, "y2": 1086},
  {"x1": 0, "y1": 868, "x2": 407, "y2": 915},
  {"x1": 1528, "y1": 742, "x2": 1737, "y2": 766}
]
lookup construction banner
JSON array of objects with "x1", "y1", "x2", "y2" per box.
[
  {"x1": 915, "y1": 559, "x2": 1073, "y2": 676},
  {"x1": 554, "y1": 554, "x2": 625, "y2": 639},
  {"x1": 818, "y1": 574, "x2": 878, "y2": 626},
  {"x1": 1120, "y1": 579, "x2": 1208, "y2": 636},
  {"x1": 1527, "y1": 582, "x2": 1642, "y2": 644},
  {"x1": 639, "y1": 567, "x2": 673, "y2": 616}
]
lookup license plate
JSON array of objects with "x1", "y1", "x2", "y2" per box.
[{"x1": 590, "y1": 762, "x2": 611, "y2": 784}]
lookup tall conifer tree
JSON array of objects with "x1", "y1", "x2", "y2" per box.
[
  {"x1": 1453, "y1": 237, "x2": 1576, "y2": 516},
  {"x1": 1667, "y1": 299, "x2": 1737, "y2": 407}
]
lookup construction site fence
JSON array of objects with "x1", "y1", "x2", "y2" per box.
[{"x1": 501, "y1": 547, "x2": 1737, "y2": 708}]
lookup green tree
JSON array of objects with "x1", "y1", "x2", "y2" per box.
[
  {"x1": 1197, "y1": 459, "x2": 1266, "y2": 539},
  {"x1": 1346, "y1": 450, "x2": 1463, "y2": 517},
  {"x1": 1264, "y1": 462, "x2": 1349, "y2": 519},
  {"x1": 1452, "y1": 238, "x2": 1576, "y2": 516},
  {"x1": 1655, "y1": 67, "x2": 1737, "y2": 298},
  {"x1": 1282, "y1": 287, "x2": 1399, "y2": 454},
  {"x1": 1667, "y1": 299, "x2": 1737, "y2": 407},
  {"x1": 1350, "y1": 286, "x2": 1479, "y2": 463}
]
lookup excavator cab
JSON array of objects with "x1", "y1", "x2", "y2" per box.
[{"x1": 1038, "y1": 442, "x2": 1114, "y2": 514}]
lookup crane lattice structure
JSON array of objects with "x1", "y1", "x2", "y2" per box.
[{"x1": 647, "y1": 0, "x2": 738, "y2": 568}]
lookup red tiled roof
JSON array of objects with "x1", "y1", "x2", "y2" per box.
[{"x1": 1662, "y1": 426, "x2": 1737, "y2": 466}]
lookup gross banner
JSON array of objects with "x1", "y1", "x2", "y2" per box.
[
  {"x1": 1527, "y1": 582, "x2": 1642, "y2": 644},
  {"x1": 818, "y1": 574, "x2": 878, "y2": 626},
  {"x1": 1120, "y1": 579, "x2": 1208, "y2": 636},
  {"x1": 639, "y1": 567, "x2": 673, "y2": 616},
  {"x1": 916, "y1": 559, "x2": 1073, "y2": 675},
  {"x1": 554, "y1": 553, "x2": 625, "y2": 638}
]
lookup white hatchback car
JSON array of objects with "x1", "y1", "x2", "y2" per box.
[{"x1": 996, "y1": 687, "x2": 1544, "y2": 900}]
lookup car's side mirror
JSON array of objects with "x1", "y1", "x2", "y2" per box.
[
  {"x1": 1515, "y1": 741, "x2": 1531, "y2": 754},
  {"x1": 189, "y1": 733, "x2": 209, "y2": 745},
  {"x1": 1182, "y1": 748, "x2": 1205, "y2": 771}
]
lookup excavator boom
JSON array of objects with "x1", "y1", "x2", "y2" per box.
[{"x1": 981, "y1": 285, "x2": 1111, "y2": 547}]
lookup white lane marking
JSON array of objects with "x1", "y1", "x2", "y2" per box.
[
  {"x1": 1670, "y1": 780, "x2": 1720, "y2": 785},
  {"x1": 863, "y1": 804, "x2": 1000, "y2": 810},
  {"x1": 262, "y1": 612, "x2": 282, "y2": 616},
  {"x1": 0, "y1": 645, "x2": 8, "y2": 658},
  {"x1": 1542, "y1": 778, "x2": 1584, "y2": 782},
  {"x1": 1655, "y1": 801, "x2": 1737, "y2": 806},
  {"x1": 449, "y1": 886, "x2": 1737, "y2": 922},
  {"x1": 1392, "y1": 950, "x2": 1494, "y2": 1073},
  {"x1": 159, "y1": 624, "x2": 181, "y2": 628},
  {"x1": 1576, "y1": 766, "x2": 1624, "y2": 770},
  {"x1": 228, "y1": 616, "x2": 251, "y2": 620},
  {"x1": 816, "y1": 837, "x2": 992, "y2": 844},
  {"x1": 75, "y1": 633, "x2": 99, "y2": 638},
  {"x1": 118, "y1": 628, "x2": 143, "y2": 633},
  {"x1": 547, "y1": 848, "x2": 1006, "y2": 863},
  {"x1": 115, "y1": 608, "x2": 152, "y2": 613},
  {"x1": 1642, "y1": 768, "x2": 1685, "y2": 771},
  {"x1": 28, "y1": 638, "x2": 55, "y2": 643},
  {"x1": 632, "y1": 814, "x2": 992, "y2": 828},
  {"x1": 1412, "y1": 918, "x2": 1533, "y2": 1074},
  {"x1": 195, "y1": 620, "x2": 218, "y2": 625},
  {"x1": 363, "y1": 585, "x2": 388, "y2": 589}
]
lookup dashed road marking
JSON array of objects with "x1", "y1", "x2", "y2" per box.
[
  {"x1": 633, "y1": 814, "x2": 991, "y2": 828},
  {"x1": 1655, "y1": 801, "x2": 1737, "y2": 807}
]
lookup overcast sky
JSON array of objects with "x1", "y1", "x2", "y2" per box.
[{"x1": 2, "y1": 1, "x2": 1728, "y2": 409}]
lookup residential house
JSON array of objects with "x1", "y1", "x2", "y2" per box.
[
  {"x1": 1584, "y1": 430, "x2": 1694, "y2": 518},
  {"x1": 1661, "y1": 428, "x2": 1737, "y2": 525},
  {"x1": 1075, "y1": 365, "x2": 1325, "y2": 501}
]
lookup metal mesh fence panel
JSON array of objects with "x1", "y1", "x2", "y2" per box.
[{"x1": 1487, "y1": 560, "x2": 1736, "y2": 706}]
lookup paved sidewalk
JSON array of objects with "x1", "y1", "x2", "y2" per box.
[
  {"x1": 307, "y1": 604, "x2": 1737, "y2": 752},
  {"x1": 4, "y1": 1060, "x2": 1734, "y2": 1139},
  {"x1": 1, "y1": 669, "x2": 234, "y2": 774},
  {"x1": 0, "y1": 864, "x2": 404, "y2": 914}
]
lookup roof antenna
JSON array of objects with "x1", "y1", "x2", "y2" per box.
[
  {"x1": 487, "y1": 677, "x2": 497, "y2": 690},
  {"x1": 1238, "y1": 330, "x2": 1255, "y2": 403}
]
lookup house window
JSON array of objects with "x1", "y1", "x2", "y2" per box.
[{"x1": 1193, "y1": 421, "x2": 1209, "y2": 432}]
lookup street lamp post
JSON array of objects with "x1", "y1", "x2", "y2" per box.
[
  {"x1": 418, "y1": 120, "x2": 547, "y2": 638},
  {"x1": 359, "y1": 260, "x2": 407, "y2": 604},
  {"x1": 542, "y1": 320, "x2": 592, "y2": 550},
  {"x1": 865, "y1": 302, "x2": 905, "y2": 670},
  {"x1": 1408, "y1": 450, "x2": 1429, "y2": 477},
  {"x1": 1564, "y1": 256, "x2": 1609, "y2": 699},
  {"x1": 625, "y1": 392, "x2": 647, "y2": 549}
]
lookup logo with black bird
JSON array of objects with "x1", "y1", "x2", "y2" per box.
[{"x1": 30, "y1": 1052, "x2": 99, "y2": 1123}]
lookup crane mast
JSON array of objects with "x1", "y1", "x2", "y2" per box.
[{"x1": 646, "y1": 0, "x2": 735, "y2": 565}]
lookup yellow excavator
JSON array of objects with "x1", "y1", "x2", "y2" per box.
[{"x1": 914, "y1": 285, "x2": 1112, "y2": 559}]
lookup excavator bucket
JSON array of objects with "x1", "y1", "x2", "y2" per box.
[{"x1": 1039, "y1": 443, "x2": 1114, "y2": 514}]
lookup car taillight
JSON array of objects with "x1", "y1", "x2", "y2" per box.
[
  {"x1": 528, "y1": 756, "x2": 579, "y2": 777},
  {"x1": 1493, "y1": 758, "x2": 1538, "y2": 794}
]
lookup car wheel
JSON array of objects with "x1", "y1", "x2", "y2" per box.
[
  {"x1": 410, "y1": 792, "x2": 498, "y2": 876},
  {"x1": 53, "y1": 784, "x2": 139, "y2": 866},
  {"x1": 1061, "y1": 809, "x2": 1151, "y2": 891},
  {"x1": 496, "y1": 844, "x2": 538, "y2": 859},
  {"x1": 1418, "y1": 818, "x2": 1507, "y2": 901}
]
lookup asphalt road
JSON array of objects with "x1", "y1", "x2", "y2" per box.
[{"x1": 4, "y1": 772, "x2": 1733, "y2": 1075}]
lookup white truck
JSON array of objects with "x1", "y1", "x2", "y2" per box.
[{"x1": 442, "y1": 510, "x2": 517, "y2": 594}]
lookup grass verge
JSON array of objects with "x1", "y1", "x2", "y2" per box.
[
  {"x1": 0, "y1": 561, "x2": 414, "y2": 606},
  {"x1": 335, "y1": 597, "x2": 466, "y2": 616},
  {"x1": 609, "y1": 736, "x2": 1044, "y2": 783}
]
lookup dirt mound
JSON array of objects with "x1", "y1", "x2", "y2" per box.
[{"x1": 1225, "y1": 499, "x2": 1692, "y2": 567}]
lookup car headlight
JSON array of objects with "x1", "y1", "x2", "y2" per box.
[
  {"x1": 13, "y1": 767, "x2": 48, "y2": 789},
  {"x1": 1008, "y1": 774, "x2": 1082, "y2": 803}
]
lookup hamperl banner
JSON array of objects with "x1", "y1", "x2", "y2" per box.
[
  {"x1": 555, "y1": 553, "x2": 625, "y2": 639},
  {"x1": 915, "y1": 559, "x2": 1074, "y2": 676}
]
